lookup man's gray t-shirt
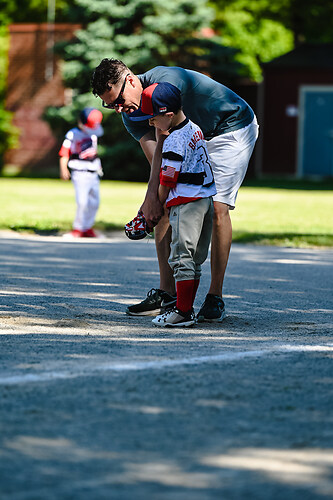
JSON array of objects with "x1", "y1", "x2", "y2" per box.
[{"x1": 122, "y1": 66, "x2": 254, "y2": 141}]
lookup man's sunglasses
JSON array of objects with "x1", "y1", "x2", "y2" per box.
[{"x1": 102, "y1": 73, "x2": 130, "y2": 109}]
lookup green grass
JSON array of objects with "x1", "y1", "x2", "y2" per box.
[
  {"x1": 0, "y1": 177, "x2": 332, "y2": 247},
  {"x1": 231, "y1": 184, "x2": 333, "y2": 247},
  {"x1": 0, "y1": 178, "x2": 146, "y2": 233}
]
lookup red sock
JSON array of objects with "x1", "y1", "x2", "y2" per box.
[
  {"x1": 192, "y1": 279, "x2": 200, "y2": 303},
  {"x1": 176, "y1": 280, "x2": 195, "y2": 313}
]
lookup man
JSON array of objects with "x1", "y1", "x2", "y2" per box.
[{"x1": 91, "y1": 59, "x2": 259, "y2": 322}]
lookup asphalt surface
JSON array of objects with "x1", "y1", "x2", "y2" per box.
[{"x1": 0, "y1": 230, "x2": 332, "y2": 500}]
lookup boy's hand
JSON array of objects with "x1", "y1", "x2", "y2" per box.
[
  {"x1": 60, "y1": 168, "x2": 71, "y2": 180},
  {"x1": 59, "y1": 158, "x2": 71, "y2": 180}
]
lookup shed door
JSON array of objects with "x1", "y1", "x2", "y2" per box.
[{"x1": 298, "y1": 86, "x2": 333, "y2": 177}]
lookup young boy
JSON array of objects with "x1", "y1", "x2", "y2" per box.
[
  {"x1": 129, "y1": 82, "x2": 216, "y2": 327},
  {"x1": 59, "y1": 107, "x2": 104, "y2": 238}
]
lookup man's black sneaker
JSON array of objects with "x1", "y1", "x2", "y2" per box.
[
  {"x1": 196, "y1": 294, "x2": 226, "y2": 323},
  {"x1": 126, "y1": 288, "x2": 177, "y2": 316}
]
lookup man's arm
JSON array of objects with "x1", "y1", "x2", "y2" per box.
[
  {"x1": 139, "y1": 129, "x2": 167, "y2": 227},
  {"x1": 139, "y1": 128, "x2": 156, "y2": 165}
]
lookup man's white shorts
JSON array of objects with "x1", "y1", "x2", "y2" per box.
[{"x1": 206, "y1": 117, "x2": 259, "y2": 209}]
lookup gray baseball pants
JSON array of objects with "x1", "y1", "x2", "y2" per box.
[{"x1": 168, "y1": 197, "x2": 214, "y2": 282}]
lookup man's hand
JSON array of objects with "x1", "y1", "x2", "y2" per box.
[
  {"x1": 139, "y1": 130, "x2": 168, "y2": 227},
  {"x1": 141, "y1": 191, "x2": 164, "y2": 229}
]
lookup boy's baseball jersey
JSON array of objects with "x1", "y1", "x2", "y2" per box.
[
  {"x1": 160, "y1": 118, "x2": 216, "y2": 207},
  {"x1": 59, "y1": 127, "x2": 101, "y2": 171}
]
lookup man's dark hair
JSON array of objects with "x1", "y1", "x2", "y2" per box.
[{"x1": 91, "y1": 58, "x2": 129, "y2": 96}]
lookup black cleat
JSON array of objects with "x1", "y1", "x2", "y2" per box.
[
  {"x1": 197, "y1": 294, "x2": 226, "y2": 323},
  {"x1": 126, "y1": 288, "x2": 177, "y2": 316}
]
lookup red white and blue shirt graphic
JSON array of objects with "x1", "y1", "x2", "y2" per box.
[
  {"x1": 160, "y1": 119, "x2": 216, "y2": 207},
  {"x1": 59, "y1": 127, "x2": 101, "y2": 171}
]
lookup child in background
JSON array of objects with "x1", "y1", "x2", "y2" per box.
[
  {"x1": 59, "y1": 107, "x2": 104, "y2": 238},
  {"x1": 129, "y1": 83, "x2": 216, "y2": 327}
]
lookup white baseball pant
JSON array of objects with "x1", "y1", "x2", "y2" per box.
[{"x1": 71, "y1": 170, "x2": 100, "y2": 231}]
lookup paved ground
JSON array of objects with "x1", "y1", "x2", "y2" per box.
[{"x1": 0, "y1": 230, "x2": 332, "y2": 500}]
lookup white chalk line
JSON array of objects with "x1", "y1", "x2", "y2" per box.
[{"x1": 0, "y1": 344, "x2": 332, "y2": 386}]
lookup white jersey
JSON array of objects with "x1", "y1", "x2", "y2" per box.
[
  {"x1": 59, "y1": 127, "x2": 101, "y2": 172},
  {"x1": 160, "y1": 119, "x2": 216, "y2": 207}
]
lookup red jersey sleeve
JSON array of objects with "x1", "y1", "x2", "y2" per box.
[{"x1": 160, "y1": 151, "x2": 182, "y2": 188}]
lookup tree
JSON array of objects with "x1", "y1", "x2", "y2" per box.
[
  {"x1": 271, "y1": 0, "x2": 333, "y2": 46},
  {"x1": 210, "y1": 0, "x2": 294, "y2": 81},
  {"x1": 45, "y1": 0, "x2": 244, "y2": 181},
  {"x1": 210, "y1": 0, "x2": 333, "y2": 81},
  {"x1": 0, "y1": 0, "x2": 76, "y2": 24}
]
